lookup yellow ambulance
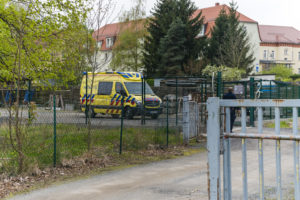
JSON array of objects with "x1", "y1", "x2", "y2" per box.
[{"x1": 80, "y1": 72, "x2": 162, "y2": 119}]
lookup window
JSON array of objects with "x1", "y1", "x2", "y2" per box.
[
  {"x1": 270, "y1": 51, "x2": 275, "y2": 59},
  {"x1": 263, "y1": 50, "x2": 268, "y2": 59},
  {"x1": 284, "y1": 48, "x2": 288, "y2": 55},
  {"x1": 197, "y1": 25, "x2": 206, "y2": 37},
  {"x1": 298, "y1": 52, "x2": 300, "y2": 61},
  {"x1": 98, "y1": 82, "x2": 112, "y2": 95},
  {"x1": 115, "y1": 82, "x2": 124, "y2": 94},
  {"x1": 124, "y1": 82, "x2": 154, "y2": 95},
  {"x1": 106, "y1": 37, "x2": 113, "y2": 48},
  {"x1": 298, "y1": 68, "x2": 300, "y2": 74},
  {"x1": 97, "y1": 41, "x2": 102, "y2": 48},
  {"x1": 284, "y1": 57, "x2": 288, "y2": 61}
]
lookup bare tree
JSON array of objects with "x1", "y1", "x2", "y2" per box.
[{"x1": 83, "y1": 0, "x2": 118, "y2": 150}]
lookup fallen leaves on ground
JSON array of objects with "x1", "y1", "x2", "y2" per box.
[{"x1": 0, "y1": 146, "x2": 187, "y2": 199}]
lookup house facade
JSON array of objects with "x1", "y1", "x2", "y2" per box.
[
  {"x1": 93, "y1": 3, "x2": 261, "y2": 73},
  {"x1": 193, "y1": 3, "x2": 261, "y2": 72},
  {"x1": 259, "y1": 25, "x2": 300, "y2": 74}
]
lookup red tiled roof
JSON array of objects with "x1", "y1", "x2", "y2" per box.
[
  {"x1": 93, "y1": 20, "x2": 145, "y2": 50},
  {"x1": 259, "y1": 25, "x2": 300, "y2": 44},
  {"x1": 193, "y1": 4, "x2": 257, "y2": 36},
  {"x1": 93, "y1": 3, "x2": 257, "y2": 48},
  {"x1": 193, "y1": 4, "x2": 256, "y2": 24}
]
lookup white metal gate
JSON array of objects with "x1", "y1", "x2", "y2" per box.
[{"x1": 207, "y1": 97, "x2": 300, "y2": 200}]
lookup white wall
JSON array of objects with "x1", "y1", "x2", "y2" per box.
[{"x1": 241, "y1": 22, "x2": 261, "y2": 73}]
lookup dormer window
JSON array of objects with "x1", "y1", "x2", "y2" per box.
[
  {"x1": 197, "y1": 25, "x2": 206, "y2": 37},
  {"x1": 106, "y1": 37, "x2": 113, "y2": 48}
]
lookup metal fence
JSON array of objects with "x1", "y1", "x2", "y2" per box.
[
  {"x1": 220, "y1": 76, "x2": 300, "y2": 126},
  {"x1": 207, "y1": 97, "x2": 300, "y2": 200},
  {"x1": 0, "y1": 74, "x2": 212, "y2": 173}
]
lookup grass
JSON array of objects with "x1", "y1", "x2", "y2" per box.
[
  {"x1": 264, "y1": 120, "x2": 292, "y2": 129},
  {"x1": 0, "y1": 124, "x2": 183, "y2": 174}
]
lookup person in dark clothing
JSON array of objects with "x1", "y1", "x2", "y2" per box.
[{"x1": 223, "y1": 87, "x2": 236, "y2": 133}]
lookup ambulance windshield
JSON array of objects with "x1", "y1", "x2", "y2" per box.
[{"x1": 124, "y1": 82, "x2": 154, "y2": 95}]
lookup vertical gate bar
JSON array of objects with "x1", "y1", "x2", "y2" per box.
[
  {"x1": 275, "y1": 107, "x2": 282, "y2": 200},
  {"x1": 269, "y1": 81, "x2": 272, "y2": 119},
  {"x1": 293, "y1": 107, "x2": 300, "y2": 199},
  {"x1": 207, "y1": 97, "x2": 221, "y2": 200},
  {"x1": 257, "y1": 107, "x2": 264, "y2": 200},
  {"x1": 223, "y1": 107, "x2": 232, "y2": 200},
  {"x1": 250, "y1": 78, "x2": 254, "y2": 126},
  {"x1": 241, "y1": 107, "x2": 248, "y2": 200},
  {"x1": 285, "y1": 85, "x2": 288, "y2": 118}
]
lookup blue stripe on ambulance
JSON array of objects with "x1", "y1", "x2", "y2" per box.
[
  {"x1": 116, "y1": 94, "x2": 121, "y2": 102},
  {"x1": 126, "y1": 95, "x2": 132, "y2": 102},
  {"x1": 131, "y1": 98, "x2": 135, "y2": 104},
  {"x1": 111, "y1": 94, "x2": 117, "y2": 102},
  {"x1": 82, "y1": 94, "x2": 86, "y2": 102}
]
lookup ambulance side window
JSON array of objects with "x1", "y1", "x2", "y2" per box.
[
  {"x1": 98, "y1": 82, "x2": 112, "y2": 95},
  {"x1": 115, "y1": 82, "x2": 124, "y2": 94}
]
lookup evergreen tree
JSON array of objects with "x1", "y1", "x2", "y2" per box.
[
  {"x1": 176, "y1": 0, "x2": 205, "y2": 71},
  {"x1": 209, "y1": 2, "x2": 255, "y2": 74},
  {"x1": 143, "y1": 0, "x2": 177, "y2": 76},
  {"x1": 159, "y1": 18, "x2": 186, "y2": 76},
  {"x1": 143, "y1": 0, "x2": 206, "y2": 76}
]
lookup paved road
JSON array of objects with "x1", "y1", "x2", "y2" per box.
[
  {"x1": 8, "y1": 127, "x2": 298, "y2": 200},
  {"x1": 0, "y1": 109, "x2": 181, "y2": 128}
]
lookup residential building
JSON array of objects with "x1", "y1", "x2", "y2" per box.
[
  {"x1": 193, "y1": 3, "x2": 261, "y2": 72},
  {"x1": 259, "y1": 25, "x2": 300, "y2": 74},
  {"x1": 93, "y1": 3, "x2": 261, "y2": 72}
]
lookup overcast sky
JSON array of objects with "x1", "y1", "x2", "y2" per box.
[{"x1": 114, "y1": 0, "x2": 300, "y2": 30}]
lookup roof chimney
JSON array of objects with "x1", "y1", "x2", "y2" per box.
[{"x1": 215, "y1": 2, "x2": 220, "y2": 6}]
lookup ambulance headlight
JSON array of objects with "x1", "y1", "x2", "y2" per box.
[{"x1": 136, "y1": 100, "x2": 142, "y2": 106}]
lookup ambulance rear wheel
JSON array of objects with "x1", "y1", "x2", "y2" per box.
[
  {"x1": 151, "y1": 114, "x2": 159, "y2": 119},
  {"x1": 124, "y1": 107, "x2": 134, "y2": 119},
  {"x1": 111, "y1": 114, "x2": 119, "y2": 119}
]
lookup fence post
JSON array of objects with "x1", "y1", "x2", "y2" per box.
[
  {"x1": 85, "y1": 72, "x2": 88, "y2": 125},
  {"x1": 250, "y1": 77, "x2": 255, "y2": 126},
  {"x1": 53, "y1": 94, "x2": 57, "y2": 167},
  {"x1": 175, "y1": 77, "x2": 178, "y2": 126},
  {"x1": 28, "y1": 79, "x2": 31, "y2": 120},
  {"x1": 183, "y1": 96, "x2": 189, "y2": 144},
  {"x1": 207, "y1": 97, "x2": 221, "y2": 200},
  {"x1": 119, "y1": 96, "x2": 124, "y2": 155},
  {"x1": 166, "y1": 97, "x2": 169, "y2": 147},
  {"x1": 298, "y1": 86, "x2": 300, "y2": 116},
  {"x1": 217, "y1": 72, "x2": 222, "y2": 98}
]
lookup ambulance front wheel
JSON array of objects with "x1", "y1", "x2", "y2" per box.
[{"x1": 124, "y1": 107, "x2": 134, "y2": 119}]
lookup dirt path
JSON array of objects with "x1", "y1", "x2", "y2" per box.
[{"x1": 8, "y1": 128, "x2": 297, "y2": 200}]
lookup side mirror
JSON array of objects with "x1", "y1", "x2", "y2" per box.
[{"x1": 120, "y1": 90, "x2": 127, "y2": 97}]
